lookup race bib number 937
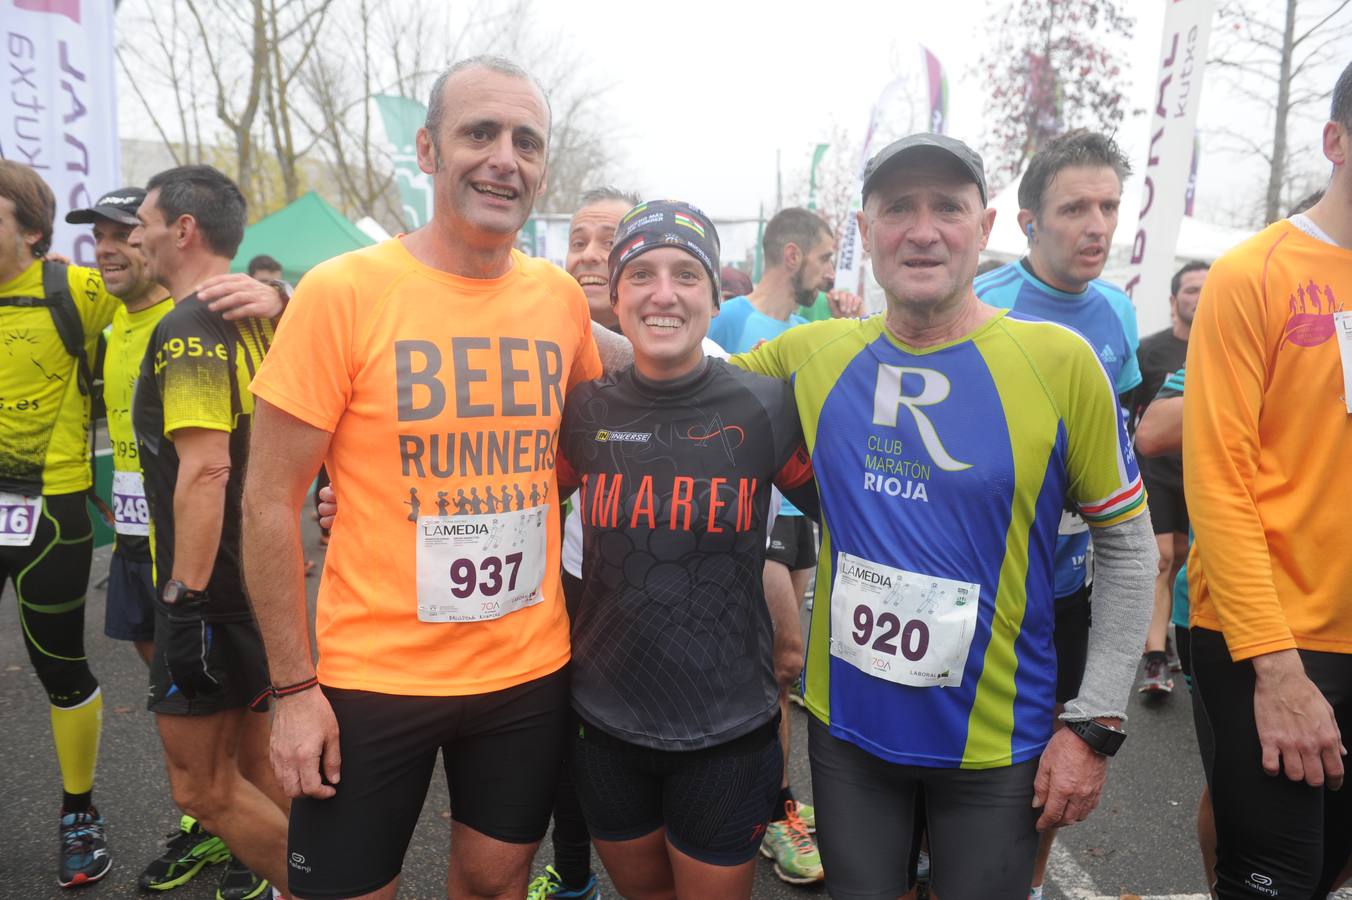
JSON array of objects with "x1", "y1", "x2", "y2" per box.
[{"x1": 415, "y1": 505, "x2": 549, "y2": 622}]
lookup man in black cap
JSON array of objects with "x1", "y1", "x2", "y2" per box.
[
  {"x1": 65, "y1": 187, "x2": 282, "y2": 897},
  {"x1": 727, "y1": 133, "x2": 1157, "y2": 898}
]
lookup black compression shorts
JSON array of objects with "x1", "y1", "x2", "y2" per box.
[
  {"x1": 1190, "y1": 628, "x2": 1352, "y2": 898},
  {"x1": 808, "y1": 717, "x2": 1039, "y2": 900},
  {"x1": 765, "y1": 515, "x2": 817, "y2": 572},
  {"x1": 1053, "y1": 584, "x2": 1092, "y2": 705},
  {"x1": 0, "y1": 491, "x2": 97, "y2": 707},
  {"x1": 571, "y1": 717, "x2": 782, "y2": 866},
  {"x1": 286, "y1": 668, "x2": 570, "y2": 898}
]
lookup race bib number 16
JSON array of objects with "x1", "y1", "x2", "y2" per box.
[
  {"x1": 829, "y1": 553, "x2": 980, "y2": 688},
  {"x1": 415, "y1": 505, "x2": 549, "y2": 623},
  {"x1": 0, "y1": 493, "x2": 41, "y2": 547}
]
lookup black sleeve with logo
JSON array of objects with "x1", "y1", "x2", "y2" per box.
[
  {"x1": 133, "y1": 295, "x2": 273, "y2": 622},
  {"x1": 561, "y1": 358, "x2": 813, "y2": 752}
]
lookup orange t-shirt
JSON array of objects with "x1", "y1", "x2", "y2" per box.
[
  {"x1": 1184, "y1": 219, "x2": 1352, "y2": 660},
  {"x1": 250, "y1": 240, "x2": 602, "y2": 695}
]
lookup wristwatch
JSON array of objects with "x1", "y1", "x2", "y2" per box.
[
  {"x1": 1064, "y1": 718, "x2": 1127, "y2": 757},
  {"x1": 264, "y1": 278, "x2": 293, "y2": 305},
  {"x1": 162, "y1": 579, "x2": 208, "y2": 606}
]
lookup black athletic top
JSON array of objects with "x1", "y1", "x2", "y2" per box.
[
  {"x1": 559, "y1": 358, "x2": 815, "y2": 751},
  {"x1": 1133, "y1": 328, "x2": 1188, "y2": 492},
  {"x1": 133, "y1": 295, "x2": 274, "y2": 622}
]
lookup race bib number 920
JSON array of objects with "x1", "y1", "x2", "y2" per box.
[{"x1": 829, "y1": 553, "x2": 980, "y2": 688}]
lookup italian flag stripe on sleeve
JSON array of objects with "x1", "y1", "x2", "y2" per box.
[{"x1": 1079, "y1": 478, "x2": 1146, "y2": 526}]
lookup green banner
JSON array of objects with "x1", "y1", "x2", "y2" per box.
[{"x1": 375, "y1": 94, "x2": 433, "y2": 229}]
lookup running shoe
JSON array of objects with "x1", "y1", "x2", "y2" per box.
[
  {"x1": 216, "y1": 857, "x2": 270, "y2": 900},
  {"x1": 792, "y1": 799, "x2": 816, "y2": 833},
  {"x1": 140, "y1": 815, "x2": 231, "y2": 891},
  {"x1": 1137, "y1": 652, "x2": 1175, "y2": 695},
  {"x1": 526, "y1": 865, "x2": 600, "y2": 899},
  {"x1": 760, "y1": 801, "x2": 823, "y2": 884},
  {"x1": 787, "y1": 681, "x2": 807, "y2": 709},
  {"x1": 58, "y1": 806, "x2": 111, "y2": 888}
]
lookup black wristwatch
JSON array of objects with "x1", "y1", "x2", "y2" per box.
[
  {"x1": 162, "y1": 579, "x2": 208, "y2": 606},
  {"x1": 264, "y1": 278, "x2": 293, "y2": 306},
  {"x1": 1064, "y1": 718, "x2": 1127, "y2": 757}
]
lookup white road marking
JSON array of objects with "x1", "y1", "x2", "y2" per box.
[{"x1": 1047, "y1": 843, "x2": 1210, "y2": 900}]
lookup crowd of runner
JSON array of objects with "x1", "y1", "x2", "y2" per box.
[{"x1": 0, "y1": 53, "x2": 1349, "y2": 900}]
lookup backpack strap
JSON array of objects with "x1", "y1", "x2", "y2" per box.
[{"x1": 41, "y1": 260, "x2": 96, "y2": 398}]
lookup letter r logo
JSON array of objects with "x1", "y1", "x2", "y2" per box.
[{"x1": 872, "y1": 365, "x2": 970, "y2": 471}]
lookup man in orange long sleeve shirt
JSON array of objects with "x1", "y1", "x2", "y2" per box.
[{"x1": 1183, "y1": 62, "x2": 1352, "y2": 899}]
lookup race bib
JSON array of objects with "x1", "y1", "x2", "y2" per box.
[
  {"x1": 415, "y1": 505, "x2": 549, "y2": 623},
  {"x1": 112, "y1": 471, "x2": 150, "y2": 536},
  {"x1": 1334, "y1": 310, "x2": 1352, "y2": 414},
  {"x1": 829, "y1": 553, "x2": 980, "y2": 688},
  {"x1": 0, "y1": 493, "x2": 42, "y2": 547},
  {"x1": 1058, "y1": 509, "x2": 1088, "y2": 536}
]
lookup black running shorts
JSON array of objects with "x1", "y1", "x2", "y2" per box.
[
  {"x1": 286, "y1": 668, "x2": 570, "y2": 898},
  {"x1": 1190, "y1": 628, "x2": 1352, "y2": 898},
  {"x1": 808, "y1": 716, "x2": 1039, "y2": 899},
  {"x1": 1053, "y1": 584, "x2": 1092, "y2": 704},
  {"x1": 147, "y1": 608, "x2": 270, "y2": 716},
  {"x1": 571, "y1": 717, "x2": 782, "y2": 866},
  {"x1": 1144, "y1": 479, "x2": 1188, "y2": 535},
  {"x1": 765, "y1": 515, "x2": 817, "y2": 572}
]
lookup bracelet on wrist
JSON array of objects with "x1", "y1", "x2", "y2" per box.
[{"x1": 249, "y1": 676, "x2": 319, "y2": 709}]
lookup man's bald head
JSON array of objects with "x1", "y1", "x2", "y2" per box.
[{"x1": 424, "y1": 55, "x2": 551, "y2": 154}]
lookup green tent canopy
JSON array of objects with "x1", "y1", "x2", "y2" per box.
[{"x1": 231, "y1": 191, "x2": 375, "y2": 284}]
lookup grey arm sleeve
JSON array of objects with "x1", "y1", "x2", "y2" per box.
[
  {"x1": 1061, "y1": 510, "x2": 1158, "y2": 723},
  {"x1": 592, "y1": 321, "x2": 634, "y2": 375}
]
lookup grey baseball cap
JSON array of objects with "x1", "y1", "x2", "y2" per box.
[
  {"x1": 65, "y1": 187, "x2": 146, "y2": 226},
  {"x1": 861, "y1": 134, "x2": 988, "y2": 207}
]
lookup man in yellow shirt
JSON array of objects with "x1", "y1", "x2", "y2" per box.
[{"x1": 1183, "y1": 61, "x2": 1352, "y2": 898}]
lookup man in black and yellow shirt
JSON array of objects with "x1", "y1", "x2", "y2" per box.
[
  {"x1": 67, "y1": 185, "x2": 280, "y2": 897},
  {"x1": 130, "y1": 165, "x2": 289, "y2": 896},
  {"x1": 0, "y1": 159, "x2": 287, "y2": 889}
]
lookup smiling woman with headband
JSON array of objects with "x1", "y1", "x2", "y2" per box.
[{"x1": 554, "y1": 198, "x2": 818, "y2": 899}]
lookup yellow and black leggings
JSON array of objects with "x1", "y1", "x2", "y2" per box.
[{"x1": 0, "y1": 491, "x2": 101, "y2": 811}]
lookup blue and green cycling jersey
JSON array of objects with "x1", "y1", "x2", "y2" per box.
[
  {"x1": 975, "y1": 260, "x2": 1142, "y2": 599},
  {"x1": 733, "y1": 312, "x2": 1145, "y2": 769}
]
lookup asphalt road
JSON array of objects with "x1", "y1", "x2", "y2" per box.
[{"x1": 3, "y1": 524, "x2": 1347, "y2": 899}]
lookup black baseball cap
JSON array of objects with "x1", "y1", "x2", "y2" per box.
[
  {"x1": 861, "y1": 134, "x2": 988, "y2": 207},
  {"x1": 65, "y1": 187, "x2": 146, "y2": 226}
]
